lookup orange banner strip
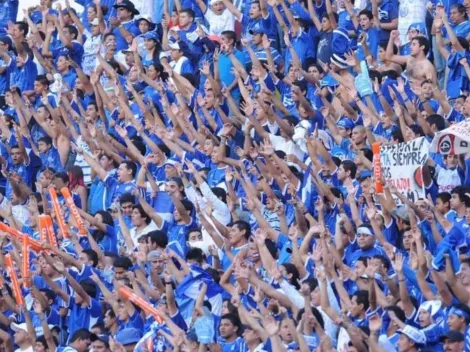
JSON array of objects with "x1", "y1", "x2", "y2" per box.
[
  {"x1": 22, "y1": 236, "x2": 30, "y2": 288},
  {"x1": 119, "y1": 286, "x2": 163, "y2": 324},
  {"x1": 61, "y1": 187, "x2": 86, "y2": 236},
  {"x1": 5, "y1": 254, "x2": 24, "y2": 306},
  {"x1": 49, "y1": 188, "x2": 70, "y2": 239},
  {"x1": 372, "y1": 142, "x2": 383, "y2": 194},
  {"x1": 0, "y1": 223, "x2": 42, "y2": 252}
]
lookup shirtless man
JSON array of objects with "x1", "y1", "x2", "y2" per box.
[{"x1": 385, "y1": 30, "x2": 437, "y2": 91}]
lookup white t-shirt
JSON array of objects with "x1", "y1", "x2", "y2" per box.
[
  {"x1": 15, "y1": 346, "x2": 34, "y2": 352},
  {"x1": 436, "y1": 165, "x2": 463, "y2": 193},
  {"x1": 204, "y1": 8, "x2": 236, "y2": 36},
  {"x1": 82, "y1": 34, "x2": 102, "y2": 75},
  {"x1": 269, "y1": 134, "x2": 305, "y2": 160}
]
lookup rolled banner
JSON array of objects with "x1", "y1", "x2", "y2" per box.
[
  {"x1": 5, "y1": 254, "x2": 24, "y2": 306},
  {"x1": 118, "y1": 286, "x2": 163, "y2": 324},
  {"x1": 44, "y1": 215, "x2": 58, "y2": 248},
  {"x1": 0, "y1": 223, "x2": 42, "y2": 252},
  {"x1": 49, "y1": 188, "x2": 71, "y2": 239},
  {"x1": 372, "y1": 142, "x2": 383, "y2": 194},
  {"x1": 61, "y1": 187, "x2": 87, "y2": 236},
  {"x1": 38, "y1": 215, "x2": 49, "y2": 243},
  {"x1": 22, "y1": 236, "x2": 30, "y2": 288},
  {"x1": 0, "y1": 222, "x2": 24, "y2": 240}
]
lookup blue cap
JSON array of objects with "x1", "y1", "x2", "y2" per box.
[
  {"x1": 143, "y1": 31, "x2": 159, "y2": 41},
  {"x1": 249, "y1": 27, "x2": 268, "y2": 35},
  {"x1": 336, "y1": 117, "x2": 355, "y2": 130},
  {"x1": 115, "y1": 328, "x2": 142, "y2": 346},
  {"x1": 359, "y1": 170, "x2": 372, "y2": 179}
]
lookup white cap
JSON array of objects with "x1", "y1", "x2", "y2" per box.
[
  {"x1": 168, "y1": 42, "x2": 181, "y2": 50},
  {"x1": 11, "y1": 323, "x2": 28, "y2": 333},
  {"x1": 210, "y1": 0, "x2": 223, "y2": 5},
  {"x1": 91, "y1": 18, "x2": 100, "y2": 26}
]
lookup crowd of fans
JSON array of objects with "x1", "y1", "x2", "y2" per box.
[{"x1": 0, "y1": 0, "x2": 470, "y2": 351}]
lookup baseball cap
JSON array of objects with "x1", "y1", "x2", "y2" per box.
[
  {"x1": 137, "y1": 14, "x2": 156, "y2": 30},
  {"x1": 91, "y1": 18, "x2": 100, "y2": 26},
  {"x1": 91, "y1": 334, "x2": 110, "y2": 347},
  {"x1": 168, "y1": 42, "x2": 181, "y2": 50},
  {"x1": 440, "y1": 330, "x2": 464, "y2": 343},
  {"x1": 115, "y1": 328, "x2": 142, "y2": 346},
  {"x1": 11, "y1": 323, "x2": 29, "y2": 333},
  {"x1": 249, "y1": 27, "x2": 268, "y2": 35},
  {"x1": 397, "y1": 325, "x2": 426, "y2": 345},
  {"x1": 391, "y1": 206, "x2": 410, "y2": 222},
  {"x1": 336, "y1": 117, "x2": 355, "y2": 130},
  {"x1": 143, "y1": 31, "x2": 159, "y2": 41}
]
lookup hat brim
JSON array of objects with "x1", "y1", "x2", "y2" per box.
[{"x1": 113, "y1": 5, "x2": 140, "y2": 15}]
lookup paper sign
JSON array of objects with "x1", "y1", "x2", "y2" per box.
[{"x1": 381, "y1": 137, "x2": 430, "y2": 204}]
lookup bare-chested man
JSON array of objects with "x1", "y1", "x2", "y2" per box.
[{"x1": 385, "y1": 30, "x2": 437, "y2": 91}]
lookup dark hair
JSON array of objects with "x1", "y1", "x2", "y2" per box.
[
  {"x1": 54, "y1": 171, "x2": 69, "y2": 184},
  {"x1": 15, "y1": 21, "x2": 29, "y2": 36},
  {"x1": 436, "y1": 192, "x2": 451, "y2": 206},
  {"x1": 82, "y1": 249, "x2": 99, "y2": 267},
  {"x1": 211, "y1": 187, "x2": 227, "y2": 203},
  {"x1": 69, "y1": 328, "x2": 92, "y2": 342},
  {"x1": 92, "y1": 210, "x2": 114, "y2": 243},
  {"x1": 352, "y1": 290, "x2": 370, "y2": 312},
  {"x1": 119, "y1": 192, "x2": 136, "y2": 205},
  {"x1": 103, "y1": 32, "x2": 115, "y2": 42},
  {"x1": 221, "y1": 30, "x2": 237, "y2": 45},
  {"x1": 457, "y1": 36, "x2": 470, "y2": 51},
  {"x1": 341, "y1": 160, "x2": 357, "y2": 179},
  {"x1": 180, "y1": 8, "x2": 195, "y2": 19},
  {"x1": 114, "y1": 256, "x2": 133, "y2": 270},
  {"x1": 282, "y1": 263, "x2": 300, "y2": 289},
  {"x1": 80, "y1": 279, "x2": 98, "y2": 298},
  {"x1": 132, "y1": 204, "x2": 151, "y2": 224},
  {"x1": 412, "y1": 36, "x2": 430, "y2": 55},
  {"x1": 186, "y1": 247, "x2": 204, "y2": 264},
  {"x1": 120, "y1": 160, "x2": 137, "y2": 178},
  {"x1": 35, "y1": 74, "x2": 50, "y2": 87},
  {"x1": 232, "y1": 220, "x2": 251, "y2": 239},
  {"x1": 372, "y1": 254, "x2": 391, "y2": 271},
  {"x1": 180, "y1": 199, "x2": 194, "y2": 214},
  {"x1": 39, "y1": 288, "x2": 56, "y2": 303},
  {"x1": 426, "y1": 114, "x2": 446, "y2": 131},
  {"x1": 38, "y1": 136, "x2": 53, "y2": 146},
  {"x1": 358, "y1": 9, "x2": 373, "y2": 20},
  {"x1": 452, "y1": 3, "x2": 468, "y2": 19},
  {"x1": 65, "y1": 25, "x2": 78, "y2": 40},
  {"x1": 220, "y1": 313, "x2": 242, "y2": 336},
  {"x1": 385, "y1": 306, "x2": 406, "y2": 322},
  {"x1": 147, "y1": 230, "x2": 168, "y2": 248},
  {"x1": 451, "y1": 186, "x2": 470, "y2": 207},
  {"x1": 391, "y1": 128, "x2": 404, "y2": 143}
]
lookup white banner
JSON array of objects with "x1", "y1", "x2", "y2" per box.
[
  {"x1": 380, "y1": 137, "x2": 430, "y2": 204},
  {"x1": 430, "y1": 120, "x2": 470, "y2": 155}
]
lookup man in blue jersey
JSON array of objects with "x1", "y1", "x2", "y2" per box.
[
  {"x1": 110, "y1": 0, "x2": 141, "y2": 51},
  {"x1": 73, "y1": 143, "x2": 136, "y2": 204},
  {"x1": 50, "y1": 260, "x2": 101, "y2": 337}
]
